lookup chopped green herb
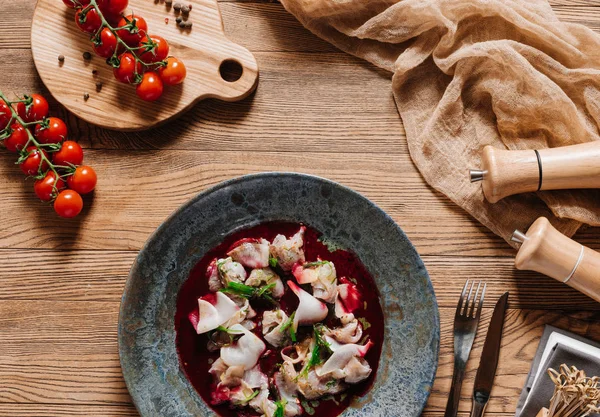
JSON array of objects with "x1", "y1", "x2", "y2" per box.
[
  {"x1": 233, "y1": 389, "x2": 260, "y2": 405},
  {"x1": 357, "y1": 317, "x2": 371, "y2": 331},
  {"x1": 219, "y1": 282, "x2": 277, "y2": 305},
  {"x1": 280, "y1": 312, "x2": 297, "y2": 342},
  {"x1": 274, "y1": 399, "x2": 287, "y2": 417},
  {"x1": 299, "y1": 325, "x2": 332, "y2": 378},
  {"x1": 310, "y1": 400, "x2": 320, "y2": 407},
  {"x1": 269, "y1": 256, "x2": 278, "y2": 268}
]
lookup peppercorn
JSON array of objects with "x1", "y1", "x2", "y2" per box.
[
  {"x1": 83, "y1": 51, "x2": 92, "y2": 60},
  {"x1": 185, "y1": 21, "x2": 193, "y2": 28},
  {"x1": 58, "y1": 54, "x2": 65, "y2": 62},
  {"x1": 95, "y1": 82, "x2": 103, "y2": 92},
  {"x1": 188, "y1": 4, "x2": 192, "y2": 10},
  {"x1": 181, "y1": 5, "x2": 190, "y2": 14},
  {"x1": 92, "y1": 69, "x2": 98, "y2": 75},
  {"x1": 173, "y1": 2, "x2": 182, "y2": 11},
  {"x1": 165, "y1": 0, "x2": 173, "y2": 4},
  {"x1": 83, "y1": 93, "x2": 90, "y2": 101},
  {"x1": 178, "y1": 20, "x2": 186, "y2": 28},
  {"x1": 176, "y1": 16, "x2": 182, "y2": 23}
]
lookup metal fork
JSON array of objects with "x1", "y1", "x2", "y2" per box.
[{"x1": 444, "y1": 280, "x2": 486, "y2": 417}]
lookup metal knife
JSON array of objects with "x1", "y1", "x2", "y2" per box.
[{"x1": 470, "y1": 292, "x2": 509, "y2": 417}]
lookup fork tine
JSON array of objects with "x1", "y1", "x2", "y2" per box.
[
  {"x1": 475, "y1": 283, "x2": 486, "y2": 318},
  {"x1": 468, "y1": 281, "x2": 482, "y2": 317},
  {"x1": 463, "y1": 280, "x2": 475, "y2": 316},
  {"x1": 456, "y1": 280, "x2": 469, "y2": 315}
]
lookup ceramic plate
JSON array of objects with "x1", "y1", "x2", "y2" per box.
[{"x1": 119, "y1": 172, "x2": 439, "y2": 417}]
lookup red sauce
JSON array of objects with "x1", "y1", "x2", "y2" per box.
[{"x1": 175, "y1": 222, "x2": 385, "y2": 417}]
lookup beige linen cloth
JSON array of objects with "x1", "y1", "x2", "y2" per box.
[{"x1": 279, "y1": 0, "x2": 600, "y2": 245}]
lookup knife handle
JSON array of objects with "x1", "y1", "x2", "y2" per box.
[
  {"x1": 470, "y1": 142, "x2": 600, "y2": 203},
  {"x1": 512, "y1": 217, "x2": 600, "y2": 302},
  {"x1": 470, "y1": 394, "x2": 488, "y2": 417}
]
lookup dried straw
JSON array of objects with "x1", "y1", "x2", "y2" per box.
[{"x1": 545, "y1": 364, "x2": 600, "y2": 417}]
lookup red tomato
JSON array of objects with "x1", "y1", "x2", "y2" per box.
[
  {"x1": 98, "y1": 0, "x2": 128, "y2": 15},
  {"x1": 158, "y1": 57, "x2": 186, "y2": 86},
  {"x1": 63, "y1": 0, "x2": 90, "y2": 8},
  {"x1": 0, "y1": 99, "x2": 12, "y2": 130},
  {"x1": 35, "y1": 117, "x2": 68, "y2": 144},
  {"x1": 16, "y1": 94, "x2": 49, "y2": 123},
  {"x1": 54, "y1": 190, "x2": 83, "y2": 218},
  {"x1": 4, "y1": 123, "x2": 29, "y2": 152},
  {"x1": 20, "y1": 146, "x2": 49, "y2": 176},
  {"x1": 113, "y1": 52, "x2": 142, "y2": 84},
  {"x1": 67, "y1": 165, "x2": 97, "y2": 194},
  {"x1": 75, "y1": 7, "x2": 102, "y2": 34},
  {"x1": 136, "y1": 72, "x2": 163, "y2": 102},
  {"x1": 52, "y1": 141, "x2": 84, "y2": 166},
  {"x1": 117, "y1": 14, "x2": 148, "y2": 47},
  {"x1": 93, "y1": 27, "x2": 118, "y2": 58},
  {"x1": 34, "y1": 171, "x2": 65, "y2": 201},
  {"x1": 139, "y1": 35, "x2": 169, "y2": 63}
]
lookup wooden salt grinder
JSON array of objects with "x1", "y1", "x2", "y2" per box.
[
  {"x1": 511, "y1": 217, "x2": 600, "y2": 303},
  {"x1": 470, "y1": 142, "x2": 600, "y2": 203}
]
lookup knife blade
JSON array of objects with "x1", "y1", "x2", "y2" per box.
[{"x1": 470, "y1": 292, "x2": 509, "y2": 417}]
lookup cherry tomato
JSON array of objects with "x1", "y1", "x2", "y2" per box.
[
  {"x1": 93, "y1": 27, "x2": 118, "y2": 58},
  {"x1": 0, "y1": 99, "x2": 12, "y2": 131},
  {"x1": 34, "y1": 171, "x2": 65, "y2": 202},
  {"x1": 16, "y1": 94, "x2": 49, "y2": 123},
  {"x1": 158, "y1": 57, "x2": 186, "y2": 86},
  {"x1": 113, "y1": 52, "x2": 142, "y2": 84},
  {"x1": 63, "y1": 0, "x2": 91, "y2": 8},
  {"x1": 54, "y1": 190, "x2": 83, "y2": 218},
  {"x1": 20, "y1": 146, "x2": 49, "y2": 176},
  {"x1": 53, "y1": 141, "x2": 84, "y2": 166},
  {"x1": 139, "y1": 35, "x2": 169, "y2": 63},
  {"x1": 98, "y1": 0, "x2": 128, "y2": 15},
  {"x1": 136, "y1": 72, "x2": 163, "y2": 102},
  {"x1": 35, "y1": 117, "x2": 68, "y2": 144},
  {"x1": 75, "y1": 7, "x2": 102, "y2": 34},
  {"x1": 117, "y1": 14, "x2": 148, "y2": 47},
  {"x1": 67, "y1": 165, "x2": 97, "y2": 194},
  {"x1": 4, "y1": 123, "x2": 29, "y2": 152}
]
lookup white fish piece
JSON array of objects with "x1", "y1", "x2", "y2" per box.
[
  {"x1": 274, "y1": 371, "x2": 303, "y2": 416},
  {"x1": 206, "y1": 258, "x2": 223, "y2": 292},
  {"x1": 229, "y1": 381, "x2": 257, "y2": 405},
  {"x1": 249, "y1": 387, "x2": 277, "y2": 417},
  {"x1": 216, "y1": 257, "x2": 247, "y2": 285},
  {"x1": 220, "y1": 324, "x2": 266, "y2": 370},
  {"x1": 296, "y1": 368, "x2": 346, "y2": 400},
  {"x1": 193, "y1": 292, "x2": 240, "y2": 334},
  {"x1": 246, "y1": 268, "x2": 285, "y2": 298},
  {"x1": 317, "y1": 338, "x2": 373, "y2": 378},
  {"x1": 270, "y1": 226, "x2": 306, "y2": 271},
  {"x1": 243, "y1": 365, "x2": 269, "y2": 389},
  {"x1": 262, "y1": 309, "x2": 289, "y2": 347},
  {"x1": 326, "y1": 319, "x2": 363, "y2": 344},
  {"x1": 227, "y1": 238, "x2": 270, "y2": 269},
  {"x1": 287, "y1": 280, "x2": 328, "y2": 331},
  {"x1": 221, "y1": 298, "x2": 254, "y2": 329},
  {"x1": 292, "y1": 261, "x2": 338, "y2": 304},
  {"x1": 343, "y1": 356, "x2": 372, "y2": 384}
]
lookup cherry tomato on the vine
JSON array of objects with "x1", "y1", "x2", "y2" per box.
[
  {"x1": 34, "y1": 171, "x2": 65, "y2": 202},
  {"x1": 67, "y1": 165, "x2": 97, "y2": 194},
  {"x1": 98, "y1": 0, "x2": 128, "y2": 15},
  {"x1": 35, "y1": 117, "x2": 68, "y2": 145},
  {"x1": 52, "y1": 141, "x2": 84, "y2": 166},
  {"x1": 93, "y1": 27, "x2": 119, "y2": 58},
  {"x1": 117, "y1": 14, "x2": 148, "y2": 47},
  {"x1": 16, "y1": 94, "x2": 49, "y2": 123},
  {"x1": 158, "y1": 57, "x2": 186, "y2": 86},
  {"x1": 54, "y1": 189, "x2": 83, "y2": 218},
  {"x1": 139, "y1": 35, "x2": 169, "y2": 63},
  {"x1": 4, "y1": 123, "x2": 29, "y2": 153},
  {"x1": 113, "y1": 52, "x2": 143, "y2": 84},
  {"x1": 63, "y1": 0, "x2": 91, "y2": 8},
  {"x1": 75, "y1": 7, "x2": 102, "y2": 34},
  {"x1": 0, "y1": 99, "x2": 12, "y2": 130},
  {"x1": 20, "y1": 146, "x2": 49, "y2": 176},
  {"x1": 136, "y1": 72, "x2": 163, "y2": 102}
]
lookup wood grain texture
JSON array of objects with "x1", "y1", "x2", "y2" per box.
[
  {"x1": 2, "y1": 0, "x2": 600, "y2": 416},
  {"x1": 31, "y1": 0, "x2": 258, "y2": 131}
]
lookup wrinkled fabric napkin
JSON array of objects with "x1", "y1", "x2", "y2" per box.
[{"x1": 278, "y1": 0, "x2": 600, "y2": 244}]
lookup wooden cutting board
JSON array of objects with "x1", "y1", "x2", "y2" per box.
[{"x1": 31, "y1": 0, "x2": 259, "y2": 131}]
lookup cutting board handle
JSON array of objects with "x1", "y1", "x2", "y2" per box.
[
  {"x1": 512, "y1": 217, "x2": 600, "y2": 303},
  {"x1": 470, "y1": 142, "x2": 600, "y2": 203}
]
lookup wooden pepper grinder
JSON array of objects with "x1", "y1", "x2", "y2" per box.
[
  {"x1": 470, "y1": 142, "x2": 600, "y2": 203},
  {"x1": 511, "y1": 217, "x2": 600, "y2": 302}
]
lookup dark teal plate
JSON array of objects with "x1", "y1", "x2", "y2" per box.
[{"x1": 119, "y1": 172, "x2": 439, "y2": 417}]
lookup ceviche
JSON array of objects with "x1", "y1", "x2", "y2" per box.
[{"x1": 175, "y1": 223, "x2": 384, "y2": 417}]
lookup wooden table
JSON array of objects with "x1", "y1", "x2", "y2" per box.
[{"x1": 1, "y1": 1, "x2": 600, "y2": 416}]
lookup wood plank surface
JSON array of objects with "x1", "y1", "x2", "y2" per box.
[{"x1": 1, "y1": 0, "x2": 600, "y2": 416}]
